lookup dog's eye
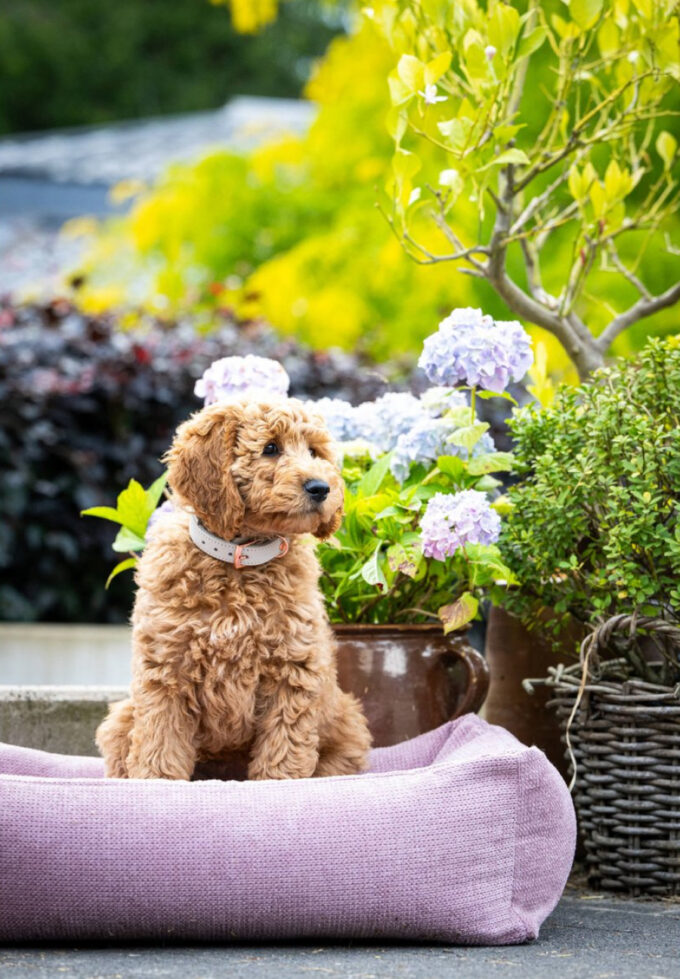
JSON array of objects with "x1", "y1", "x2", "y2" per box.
[
  {"x1": 309, "y1": 447, "x2": 317, "y2": 458},
  {"x1": 262, "y1": 442, "x2": 280, "y2": 457}
]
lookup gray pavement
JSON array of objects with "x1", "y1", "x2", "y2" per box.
[{"x1": 2, "y1": 890, "x2": 679, "y2": 979}]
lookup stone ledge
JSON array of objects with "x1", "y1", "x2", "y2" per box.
[{"x1": 0, "y1": 685, "x2": 127, "y2": 756}]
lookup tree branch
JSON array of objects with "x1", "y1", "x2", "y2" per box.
[
  {"x1": 606, "y1": 241, "x2": 652, "y2": 300},
  {"x1": 597, "y1": 281, "x2": 680, "y2": 352},
  {"x1": 485, "y1": 165, "x2": 601, "y2": 376}
]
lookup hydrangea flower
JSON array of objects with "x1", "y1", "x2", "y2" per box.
[
  {"x1": 418, "y1": 307, "x2": 533, "y2": 394},
  {"x1": 419, "y1": 385, "x2": 468, "y2": 417},
  {"x1": 390, "y1": 421, "x2": 494, "y2": 483},
  {"x1": 357, "y1": 392, "x2": 425, "y2": 453},
  {"x1": 310, "y1": 397, "x2": 360, "y2": 442},
  {"x1": 195, "y1": 355, "x2": 290, "y2": 405},
  {"x1": 390, "y1": 418, "x2": 452, "y2": 483},
  {"x1": 420, "y1": 490, "x2": 501, "y2": 560},
  {"x1": 146, "y1": 499, "x2": 176, "y2": 539}
]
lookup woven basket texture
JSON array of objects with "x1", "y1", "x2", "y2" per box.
[{"x1": 549, "y1": 666, "x2": 680, "y2": 896}]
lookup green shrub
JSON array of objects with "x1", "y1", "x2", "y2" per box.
[{"x1": 500, "y1": 337, "x2": 680, "y2": 681}]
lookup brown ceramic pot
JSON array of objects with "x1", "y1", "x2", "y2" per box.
[
  {"x1": 334, "y1": 624, "x2": 489, "y2": 748},
  {"x1": 483, "y1": 606, "x2": 584, "y2": 780}
]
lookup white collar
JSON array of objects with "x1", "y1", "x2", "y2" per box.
[{"x1": 189, "y1": 515, "x2": 289, "y2": 569}]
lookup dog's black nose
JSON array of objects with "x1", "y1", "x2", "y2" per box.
[{"x1": 304, "y1": 479, "x2": 330, "y2": 503}]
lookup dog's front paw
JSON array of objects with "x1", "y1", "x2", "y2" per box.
[{"x1": 248, "y1": 749, "x2": 318, "y2": 781}]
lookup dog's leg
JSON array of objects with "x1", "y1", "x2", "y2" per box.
[
  {"x1": 315, "y1": 690, "x2": 372, "y2": 777},
  {"x1": 96, "y1": 698, "x2": 135, "y2": 777},
  {"x1": 125, "y1": 685, "x2": 198, "y2": 780},
  {"x1": 248, "y1": 659, "x2": 321, "y2": 780}
]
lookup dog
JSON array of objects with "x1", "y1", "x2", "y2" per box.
[{"x1": 96, "y1": 397, "x2": 371, "y2": 780}]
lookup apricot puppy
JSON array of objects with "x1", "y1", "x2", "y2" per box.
[{"x1": 97, "y1": 398, "x2": 371, "y2": 780}]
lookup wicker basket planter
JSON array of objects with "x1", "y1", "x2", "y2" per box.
[{"x1": 544, "y1": 617, "x2": 680, "y2": 897}]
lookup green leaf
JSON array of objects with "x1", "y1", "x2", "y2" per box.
[
  {"x1": 357, "y1": 452, "x2": 392, "y2": 498},
  {"x1": 105, "y1": 557, "x2": 138, "y2": 589},
  {"x1": 596, "y1": 19, "x2": 619, "y2": 57},
  {"x1": 570, "y1": 0, "x2": 603, "y2": 30},
  {"x1": 116, "y1": 479, "x2": 153, "y2": 538},
  {"x1": 436, "y1": 455, "x2": 467, "y2": 481},
  {"x1": 396, "y1": 54, "x2": 425, "y2": 95},
  {"x1": 476, "y1": 390, "x2": 517, "y2": 405},
  {"x1": 386, "y1": 107, "x2": 407, "y2": 144},
  {"x1": 388, "y1": 72, "x2": 412, "y2": 106},
  {"x1": 360, "y1": 543, "x2": 388, "y2": 591},
  {"x1": 484, "y1": 148, "x2": 530, "y2": 169},
  {"x1": 437, "y1": 117, "x2": 473, "y2": 153},
  {"x1": 80, "y1": 505, "x2": 126, "y2": 525},
  {"x1": 657, "y1": 131, "x2": 677, "y2": 171},
  {"x1": 488, "y1": 2, "x2": 520, "y2": 56},
  {"x1": 444, "y1": 404, "x2": 474, "y2": 427},
  {"x1": 468, "y1": 452, "x2": 514, "y2": 475},
  {"x1": 516, "y1": 25, "x2": 547, "y2": 60},
  {"x1": 447, "y1": 422, "x2": 490, "y2": 452},
  {"x1": 145, "y1": 471, "x2": 168, "y2": 509},
  {"x1": 475, "y1": 474, "x2": 502, "y2": 492},
  {"x1": 387, "y1": 542, "x2": 423, "y2": 579},
  {"x1": 424, "y1": 51, "x2": 452, "y2": 86},
  {"x1": 438, "y1": 592, "x2": 479, "y2": 634},
  {"x1": 112, "y1": 526, "x2": 147, "y2": 553}
]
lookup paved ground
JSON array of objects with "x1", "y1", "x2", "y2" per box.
[{"x1": 2, "y1": 889, "x2": 679, "y2": 979}]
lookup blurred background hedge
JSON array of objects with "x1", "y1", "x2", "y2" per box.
[
  {"x1": 0, "y1": 0, "x2": 342, "y2": 134},
  {"x1": 0, "y1": 299, "x2": 386, "y2": 623}
]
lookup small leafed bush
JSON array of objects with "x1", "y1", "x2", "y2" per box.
[
  {"x1": 0, "y1": 300, "x2": 386, "y2": 623},
  {"x1": 500, "y1": 337, "x2": 680, "y2": 682}
]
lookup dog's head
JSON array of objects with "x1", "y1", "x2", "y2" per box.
[{"x1": 165, "y1": 398, "x2": 344, "y2": 541}]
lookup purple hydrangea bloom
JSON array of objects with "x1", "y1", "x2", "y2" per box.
[
  {"x1": 146, "y1": 499, "x2": 176, "y2": 539},
  {"x1": 310, "y1": 397, "x2": 360, "y2": 442},
  {"x1": 195, "y1": 355, "x2": 290, "y2": 405},
  {"x1": 418, "y1": 307, "x2": 533, "y2": 394},
  {"x1": 420, "y1": 490, "x2": 501, "y2": 560}
]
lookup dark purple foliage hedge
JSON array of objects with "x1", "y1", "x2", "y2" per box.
[{"x1": 0, "y1": 300, "x2": 388, "y2": 623}]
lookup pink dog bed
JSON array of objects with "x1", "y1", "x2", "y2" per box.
[{"x1": 0, "y1": 715, "x2": 575, "y2": 944}]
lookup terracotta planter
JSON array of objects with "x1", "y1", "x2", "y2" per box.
[
  {"x1": 483, "y1": 606, "x2": 583, "y2": 779},
  {"x1": 334, "y1": 624, "x2": 489, "y2": 748}
]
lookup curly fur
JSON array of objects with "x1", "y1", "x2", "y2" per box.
[{"x1": 96, "y1": 398, "x2": 371, "y2": 781}]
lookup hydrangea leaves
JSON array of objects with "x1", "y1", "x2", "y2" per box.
[{"x1": 82, "y1": 473, "x2": 167, "y2": 587}]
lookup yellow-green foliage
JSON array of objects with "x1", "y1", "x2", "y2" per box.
[
  {"x1": 72, "y1": 23, "x2": 482, "y2": 357},
  {"x1": 71, "y1": 2, "x2": 680, "y2": 374}
]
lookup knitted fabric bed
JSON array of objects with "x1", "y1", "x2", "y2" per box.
[{"x1": 0, "y1": 715, "x2": 575, "y2": 944}]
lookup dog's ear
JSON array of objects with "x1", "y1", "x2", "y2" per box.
[
  {"x1": 314, "y1": 505, "x2": 343, "y2": 540},
  {"x1": 165, "y1": 402, "x2": 245, "y2": 539}
]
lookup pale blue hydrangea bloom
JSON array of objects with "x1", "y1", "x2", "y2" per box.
[
  {"x1": 310, "y1": 397, "x2": 360, "y2": 442},
  {"x1": 356, "y1": 392, "x2": 425, "y2": 453},
  {"x1": 390, "y1": 421, "x2": 494, "y2": 483},
  {"x1": 420, "y1": 489, "x2": 501, "y2": 560},
  {"x1": 419, "y1": 385, "x2": 468, "y2": 417},
  {"x1": 194, "y1": 355, "x2": 290, "y2": 405},
  {"x1": 418, "y1": 307, "x2": 533, "y2": 394}
]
